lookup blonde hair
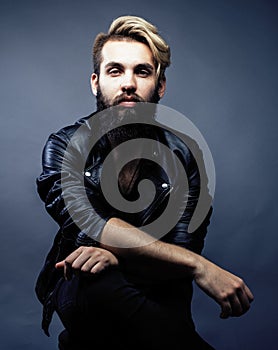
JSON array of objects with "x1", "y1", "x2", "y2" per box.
[{"x1": 93, "y1": 15, "x2": 171, "y2": 82}]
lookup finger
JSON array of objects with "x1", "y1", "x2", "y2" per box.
[
  {"x1": 64, "y1": 247, "x2": 84, "y2": 264},
  {"x1": 236, "y1": 287, "x2": 252, "y2": 315},
  {"x1": 220, "y1": 300, "x2": 232, "y2": 319},
  {"x1": 244, "y1": 285, "x2": 254, "y2": 302},
  {"x1": 90, "y1": 261, "x2": 105, "y2": 274},
  {"x1": 55, "y1": 260, "x2": 65, "y2": 269},
  {"x1": 228, "y1": 293, "x2": 243, "y2": 317},
  {"x1": 79, "y1": 257, "x2": 99, "y2": 272},
  {"x1": 81, "y1": 252, "x2": 107, "y2": 272},
  {"x1": 71, "y1": 253, "x2": 92, "y2": 270}
]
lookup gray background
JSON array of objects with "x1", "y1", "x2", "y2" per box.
[{"x1": 1, "y1": 0, "x2": 277, "y2": 349}]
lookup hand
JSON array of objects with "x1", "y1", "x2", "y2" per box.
[
  {"x1": 194, "y1": 257, "x2": 254, "y2": 319},
  {"x1": 55, "y1": 246, "x2": 119, "y2": 280}
]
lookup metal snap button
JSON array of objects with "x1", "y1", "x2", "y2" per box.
[{"x1": 153, "y1": 151, "x2": 158, "y2": 157}]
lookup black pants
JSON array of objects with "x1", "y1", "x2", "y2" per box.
[{"x1": 53, "y1": 267, "x2": 215, "y2": 350}]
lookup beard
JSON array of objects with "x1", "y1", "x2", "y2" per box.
[
  {"x1": 95, "y1": 86, "x2": 161, "y2": 146},
  {"x1": 96, "y1": 85, "x2": 161, "y2": 112}
]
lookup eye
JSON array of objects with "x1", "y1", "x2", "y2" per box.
[
  {"x1": 136, "y1": 69, "x2": 151, "y2": 77},
  {"x1": 107, "y1": 68, "x2": 121, "y2": 76}
]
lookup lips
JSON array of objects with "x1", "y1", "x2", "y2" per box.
[
  {"x1": 114, "y1": 94, "x2": 144, "y2": 106},
  {"x1": 119, "y1": 100, "x2": 137, "y2": 107},
  {"x1": 119, "y1": 97, "x2": 138, "y2": 107},
  {"x1": 119, "y1": 97, "x2": 139, "y2": 104}
]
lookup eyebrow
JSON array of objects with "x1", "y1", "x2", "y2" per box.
[
  {"x1": 135, "y1": 63, "x2": 154, "y2": 72},
  {"x1": 104, "y1": 62, "x2": 155, "y2": 71},
  {"x1": 104, "y1": 62, "x2": 123, "y2": 70}
]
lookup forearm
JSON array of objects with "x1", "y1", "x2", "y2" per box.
[
  {"x1": 59, "y1": 216, "x2": 254, "y2": 319},
  {"x1": 99, "y1": 217, "x2": 254, "y2": 319},
  {"x1": 99, "y1": 217, "x2": 202, "y2": 280}
]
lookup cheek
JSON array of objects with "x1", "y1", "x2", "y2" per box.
[
  {"x1": 99, "y1": 81, "x2": 116, "y2": 98},
  {"x1": 139, "y1": 82, "x2": 156, "y2": 97}
]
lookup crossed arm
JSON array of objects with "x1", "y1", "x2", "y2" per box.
[
  {"x1": 40, "y1": 130, "x2": 253, "y2": 320},
  {"x1": 56, "y1": 217, "x2": 254, "y2": 319}
]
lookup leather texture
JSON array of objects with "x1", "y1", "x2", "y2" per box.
[{"x1": 35, "y1": 112, "x2": 212, "y2": 335}]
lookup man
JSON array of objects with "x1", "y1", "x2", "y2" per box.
[{"x1": 35, "y1": 16, "x2": 254, "y2": 349}]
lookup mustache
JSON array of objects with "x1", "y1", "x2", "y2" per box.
[{"x1": 112, "y1": 93, "x2": 145, "y2": 106}]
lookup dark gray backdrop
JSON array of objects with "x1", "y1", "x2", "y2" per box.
[{"x1": 1, "y1": 0, "x2": 277, "y2": 349}]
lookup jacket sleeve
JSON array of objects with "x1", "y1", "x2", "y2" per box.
[
  {"x1": 162, "y1": 140, "x2": 213, "y2": 255},
  {"x1": 36, "y1": 129, "x2": 113, "y2": 248}
]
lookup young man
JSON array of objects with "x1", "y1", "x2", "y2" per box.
[{"x1": 35, "y1": 16, "x2": 253, "y2": 349}]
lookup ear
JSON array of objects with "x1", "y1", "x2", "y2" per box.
[
  {"x1": 90, "y1": 73, "x2": 99, "y2": 96},
  {"x1": 158, "y1": 78, "x2": 166, "y2": 98}
]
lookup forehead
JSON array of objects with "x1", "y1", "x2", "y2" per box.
[{"x1": 100, "y1": 40, "x2": 155, "y2": 67}]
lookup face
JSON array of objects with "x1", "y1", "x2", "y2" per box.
[{"x1": 91, "y1": 40, "x2": 166, "y2": 111}]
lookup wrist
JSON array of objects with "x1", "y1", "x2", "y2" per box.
[{"x1": 190, "y1": 252, "x2": 205, "y2": 280}]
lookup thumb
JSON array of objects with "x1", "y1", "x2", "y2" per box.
[{"x1": 55, "y1": 260, "x2": 65, "y2": 269}]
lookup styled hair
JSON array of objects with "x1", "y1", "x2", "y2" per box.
[{"x1": 92, "y1": 16, "x2": 171, "y2": 82}]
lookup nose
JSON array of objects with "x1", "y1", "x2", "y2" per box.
[{"x1": 121, "y1": 73, "x2": 136, "y2": 95}]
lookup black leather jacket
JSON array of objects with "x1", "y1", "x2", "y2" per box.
[{"x1": 35, "y1": 111, "x2": 212, "y2": 335}]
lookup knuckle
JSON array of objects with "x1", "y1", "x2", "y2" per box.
[
  {"x1": 227, "y1": 289, "x2": 235, "y2": 298},
  {"x1": 87, "y1": 247, "x2": 95, "y2": 254},
  {"x1": 77, "y1": 246, "x2": 85, "y2": 253},
  {"x1": 219, "y1": 292, "x2": 229, "y2": 301},
  {"x1": 234, "y1": 280, "x2": 244, "y2": 291},
  {"x1": 99, "y1": 256, "x2": 108, "y2": 265},
  {"x1": 94, "y1": 250, "x2": 101, "y2": 258}
]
